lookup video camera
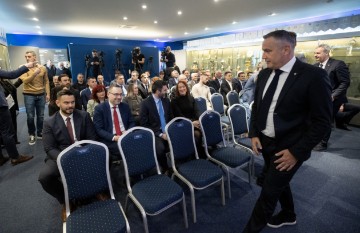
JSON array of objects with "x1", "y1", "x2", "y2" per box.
[
  {"x1": 85, "y1": 54, "x2": 91, "y2": 68},
  {"x1": 160, "y1": 47, "x2": 166, "y2": 61},
  {"x1": 115, "y1": 49, "x2": 122, "y2": 56},
  {"x1": 132, "y1": 47, "x2": 141, "y2": 63}
]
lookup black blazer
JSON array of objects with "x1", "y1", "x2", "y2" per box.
[
  {"x1": 315, "y1": 58, "x2": 350, "y2": 103},
  {"x1": 249, "y1": 59, "x2": 332, "y2": 162},
  {"x1": 140, "y1": 95, "x2": 173, "y2": 137},
  {"x1": 220, "y1": 80, "x2": 233, "y2": 105},
  {"x1": 208, "y1": 79, "x2": 221, "y2": 92},
  {"x1": 42, "y1": 109, "x2": 97, "y2": 161},
  {"x1": 138, "y1": 83, "x2": 150, "y2": 99}
]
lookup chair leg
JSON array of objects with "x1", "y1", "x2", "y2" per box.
[
  {"x1": 226, "y1": 169, "x2": 232, "y2": 199},
  {"x1": 141, "y1": 209, "x2": 149, "y2": 233},
  {"x1": 220, "y1": 178, "x2": 225, "y2": 206},
  {"x1": 182, "y1": 194, "x2": 189, "y2": 228},
  {"x1": 125, "y1": 194, "x2": 130, "y2": 212},
  {"x1": 189, "y1": 187, "x2": 196, "y2": 223}
]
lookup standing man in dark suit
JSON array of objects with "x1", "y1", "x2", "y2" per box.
[
  {"x1": 313, "y1": 44, "x2": 350, "y2": 151},
  {"x1": 0, "y1": 63, "x2": 36, "y2": 166},
  {"x1": 38, "y1": 89, "x2": 97, "y2": 220},
  {"x1": 243, "y1": 30, "x2": 332, "y2": 232},
  {"x1": 220, "y1": 71, "x2": 234, "y2": 105},
  {"x1": 93, "y1": 85, "x2": 135, "y2": 161},
  {"x1": 140, "y1": 80, "x2": 172, "y2": 171},
  {"x1": 80, "y1": 76, "x2": 97, "y2": 110}
]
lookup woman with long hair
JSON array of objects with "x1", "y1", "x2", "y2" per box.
[
  {"x1": 122, "y1": 83, "x2": 143, "y2": 125},
  {"x1": 87, "y1": 84, "x2": 107, "y2": 120}
]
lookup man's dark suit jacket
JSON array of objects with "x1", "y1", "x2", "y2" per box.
[
  {"x1": 208, "y1": 79, "x2": 221, "y2": 92},
  {"x1": 80, "y1": 87, "x2": 91, "y2": 110},
  {"x1": 0, "y1": 66, "x2": 29, "y2": 107},
  {"x1": 249, "y1": 59, "x2": 332, "y2": 162},
  {"x1": 93, "y1": 101, "x2": 135, "y2": 147},
  {"x1": 168, "y1": 78, "x2": 178, "y2": 89},
  {"x1": 220, "y1": 80, "x2": 233, "y2": 105},
  {"x1": 42, "y1": 109, "x2": 97, "y2": 161},
  {"x1": 140, "y1": 95, "x2": 173, "y2": 137},
  {"x1": 138, "y1": 83, "x2": 150, "y2": 99},
  {"x1": 48, "y1": 86, "x2": 82, "y2": 116},
  {"x1": 233, "y1": 79, "x2": 246, "y2": 94},
  {"x1": 315, "y1": 58, "x2": 350, "y2": 109}
]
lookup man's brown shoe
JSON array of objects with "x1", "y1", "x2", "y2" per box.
[{"x1": 11, "y1": 155, "x2": 34, "y2": 165}]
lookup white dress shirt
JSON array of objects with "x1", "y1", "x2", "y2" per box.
[{"x1": 59, "y1": 111, "x2": 77, "y2": 142}]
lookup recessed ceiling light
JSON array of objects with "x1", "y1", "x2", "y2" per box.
[
  {"x1": 38, "y1": 31, "x2": 42, "y2": 35},
  {"x1": 154, "y1": 20, "x2": 158, "y2": 24},
  {"x1": 232, "y1": 21, "x2": 237, "y2": 24},
  {"x1": 205, "y1": 27, "x2": 209, "y2": 31},
  {"x1": 177, "y1": 11, "x2": 182, "y2": 15},
  {"x1": 123, "y1": 16, "x2": 128, "y2": 20},
  {"x1": 142, "y1": 4, "x2": 147, "y2": 9},
  {"x1": 184, "y1": 32, "x2": 188, "y2": 35},
  {"x1": 35, "y1": 25, "x2": 41, "y2": 28},
  {"x1": 26, "y1": 4, "x2": 36, "y2": 10},
  {"x1": 32, "y1": 17, "x2": 39, "y2": 21},
  {"x1": 268, "y1": 12, "x2": 277, "y2": 16},
  {"x1": 168, "y1": 36, "x2": 172, "y2": 38},
  {"x1": 115, "y1": 37, "x2": 118, "y2": 39},
  {"x1": 214, "y1": 0, "x2": 219, "y2": 2}
]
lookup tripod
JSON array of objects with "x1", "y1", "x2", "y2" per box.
[
  {"x1": 147, "y1": 57, "x2": 154, "y2": 76},
  {"x1": 114, "y1": 50, "x2": 126, "y2": 78}
]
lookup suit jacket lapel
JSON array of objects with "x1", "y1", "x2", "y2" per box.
[
  {"x1": 56, "y1": 112, "x2": 72, "y2": 143},
  {"x1": 257, "y1": 69, "x2": 272, "y2": 108},
  {"x1": 72, "y1": 111, "x2": 82, "y2": 140},
  {"x1": 104, "y1": 101, "x2": 112, "y2": 132},
  {"x1": 324, "y1": 58, "x2": 332, "y2": 73},
  {"x1": 276, "y1": 59, "x2": 302, "y2": 108}
]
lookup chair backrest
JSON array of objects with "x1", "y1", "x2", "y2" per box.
[
  {"x1": 57, "y1": 140, "x2": 114, "y2": 201},
  {"x1": 228, "y1": 104, "x2": 249, "y2": 136},
  {"x1": 166, "y1": 117, "x2": 198, "y2": 163},
  {"x1": 209, "y1": 86, "x2": 217, "y2": 94},
  {"x1": 195, "y1": 97, "x2": 207, "y2": 116},
  {"x1": 199, "y1": 110, "x2": 225, "y2": 147},
  {"x1": 226, "y1": 91, "x2": 240, "y2": 107},
  {"x1": 118, "y1": 127, "x2": 159, "y2": 177},
  {"x1": 210, "y1": 93, "x2": 225, "y2": 115}
]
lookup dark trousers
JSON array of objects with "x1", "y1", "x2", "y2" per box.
[
  {"x1": 38, "y1": 159, "x2": 65, "y2": 204},
  {"x1": 155, "y1": 137, "x2": 169, "y2": 171},
  {"x1": 0, "y1": 107, "x2": 20, "y2": 159},
  {"x1": 336, "y1": 103, "x2": 360, "y2": 125},
  {"x1": 243, "y1": 134, "x2": 302, "y2": 233},
  {"x1": 322, "y1": 98, "x2": 343, "y2": 143}
]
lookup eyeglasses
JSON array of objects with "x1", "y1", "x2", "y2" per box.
[{"x1": 109, "y1": 92, "x2": 122, "y2": 97}]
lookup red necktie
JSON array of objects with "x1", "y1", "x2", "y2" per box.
[
  {"x1": 113, "y1": 106, "x2": 122, "y2": 136},
  {"x1": 66, "y1": 117, "x2": 75, "y2": 144}
]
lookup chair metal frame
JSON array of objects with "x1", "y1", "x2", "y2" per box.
[
  {"x1": 226, "y1": 90, "x2": 240, "y2": 107},
  {"x1": 166, "y1": 117, "x2": 225, "y2": 223},
  {"x1": 57, "y1": 140, "x2": 130, "y2": 233},
  {"x1": 118, "y1": 127, "x2": 188, "y2": 233},
  {"x1": 210, "y1": 93, "x2": 231, "y2": 143},
  {"x1": 199, "y1": 110, "x2": 252, "y2": 198}
]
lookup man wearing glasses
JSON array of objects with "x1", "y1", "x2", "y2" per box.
[{"x1": 93, "y1": 85, "x2": 135, "y2": 161}]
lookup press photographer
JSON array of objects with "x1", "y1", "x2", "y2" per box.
[
  {"x1": 160, "y1": 46, "x2": 176, "y2": 68},
  {"x1": 131, "y1": 47, "x2": 145, "y2": 73},
  {"x1": 89, "y1": 49, "x2": 103, "y2": 78}
]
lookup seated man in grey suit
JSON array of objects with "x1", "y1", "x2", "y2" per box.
[
  {"x1": 93, "y1": 85, "x2": 135, "y2": 161},
  {"x1": 38, "y1": 89, "x2": 97, "y2": 221}
]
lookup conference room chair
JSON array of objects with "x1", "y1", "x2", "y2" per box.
[
  {"x1": 166, "y1": 117, "x2": 225, "y2": 223},
  {"x1": 194, "y1": 97, "x2": 207, "y2": 117},
  {"x1": 199, "y1": 110, "x2": 252, "y2": 198},
  {"x1": 57, "y1": 140, "x2": 130, "y2": 233},
  {"x1": 118, "y1": 127, "x2": 188, "y2": 233},
  {"x1": 226, "y1": 90, "x2": 240, "y2": 107},
  {"x1": 210, "y1": 93, "x2": 231, "y2": 142}
]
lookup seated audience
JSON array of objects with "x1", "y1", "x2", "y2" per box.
[
  {"x1": 171, "y1": 81, "x2": 205, "y2": 158},
  {"x1": 113, "y1": 74, "x2": 128, "y2": 96},
  {"x1": 38, "y1": 89, "x2": 97, "y2": 221},
  {"x1": 191, "y1": 73, "x2": 213, "y2": 110},
  {"x1": 140, "y1": 80, "x2": 172, "y2": 172},
  {"x1": 80, "y1": 76, "x2": 97, "y2": 110},
  {"x1": 97, "y1": 74, "x2": 109, "y2": 87},
  {"x1": 168, "y1": 69, "x2": 180, "y2": 89},
  {"x1": 220, "y1": 71, "x2": 235, "y2": 105},
  {"x1": 233, "y1": 71, "x2": 247, "y2": 93},
  {"x1": 87, "y1": 84, "x2": 107, "y2": 120},
  {"x1": 127, "y1": 70, "x2": 141, "y2": 86},
  {"x1": 138, "y1": 73, "x2": 150, "y2": 99},
  {"x1": 122, "y1": 83, "x2": 143, "y2": 125},
  {"x1": 93, "y1": 85, "x2": 135, "y2": 161},
  {"x1": 188, "y1": 72, "x2": 199, "y2": 90},
  {"x1": 72, "y1": 73, "x2": 87, "y2": 92}
]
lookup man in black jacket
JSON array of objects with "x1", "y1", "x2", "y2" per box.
[{"x1": 0, "y1": 62, "x2": 36, "y2": 166}]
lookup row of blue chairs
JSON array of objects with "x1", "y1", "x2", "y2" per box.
[{"x1": 57, "y1": 105, "x2": 254, "y2": 233}]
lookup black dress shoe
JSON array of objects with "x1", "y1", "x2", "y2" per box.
[
  {"x1": 11, "y1": 155, "x2": 34, "y2": 165},
  {"x1": 313, "y1": 142, "x2": 327, "y2": 152},
  {"x1": 0, "y1": 157, "x2": 9, "y2": 166},
  {"x1": 336, "y1": 124, "x2": 351, "y2": 131}
]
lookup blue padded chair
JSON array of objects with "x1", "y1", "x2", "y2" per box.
[
  {"x1": 199, "y1": 111, "x2": 252, "y2": 198},
  {"x1": 209, "y1": 86, "x2": 217, "y2": 94},
  {"x1": 118, "y1": 127, "x2": 188, "y2": 233},
  {"x1": 228, "y1": 104, "x2": 256, "y2": 176},
  {"x1": 210, "y1": 93, "x2": 231, "y2": 142},
  {"x1": 194, "y1": 97, "x2": 207, "y2": 117},
  {"x1": 166, "y1": 117, "x2": 225, "y2": 223},
  {"x1": 57, "y1": 140, "x2": 130, "y2": 233},
  {"x1": 226, "y1": 91, "x2": 240, "y2": 107}
]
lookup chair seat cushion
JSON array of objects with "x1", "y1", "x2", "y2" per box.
[
  {"x1": 237, "y1": 137, "x2": 252, "y2": 149},
  {"x1": 67, "y1": 199, "x2": 126, "y2": 233},
  {"x1": 220, "y1": 116, "x2": 230, "y2": 125},
  {"x1": 178, "y1": 159, "x2": 223, "y2": 188},
  {"x1": 211, "y1": 147, "x2": 251, "y2": 167},
  {"x1": 132, "y1": 175, "x2": 183, "y2": 214}
]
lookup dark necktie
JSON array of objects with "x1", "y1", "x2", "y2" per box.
[
  {"x1": 66, "y1": 117, "x2": 75, "y2": 144},
  {"x1": 145, "y1": 84, "x2": 148, "y2": 93},
  {"x1": 113, "y1": 106, "x2": 122, "y2": 136},
  {"x1": 158, "y1": 100, "x2": 166, "y2": 133},
  {"x1": 257, "y1": 69, "x2": 283, "y2": 131},
  {"x1": 319, "y1": 64, "x2": 323, "y2": 69}
]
